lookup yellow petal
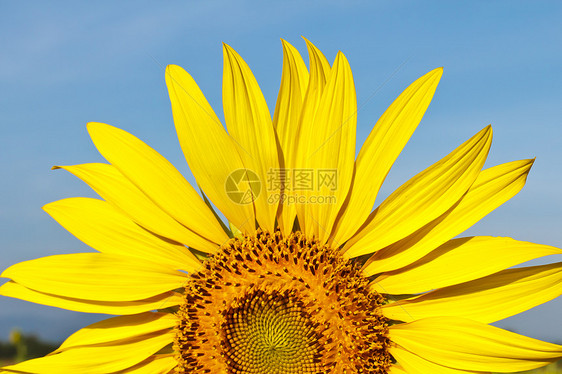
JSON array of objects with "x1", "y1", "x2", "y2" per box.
[
  {"x1": 0, "y1": 281, "x2": 182, "y2": 315},
  {"x1": 120, "y1": 354, "x2": 177, "y2": 373},
  {"x1": 390, "y1": 344, "x2": 489, "y2": 374},
  {"x1": 293, "y1": 49, "x2": 357, "y2": 242},
  {"x1": 297, "y1": 38, "x2": 330, "y2": 134},
  {"x1": 54, "y1": 163, "x2": 219, "y2": 253},
  {"x1": 222, "y1": 44, "x2": 279, "y2": 232},
  {"x1": 1, "y1": 331, "x2": 174, "y2": 374},
  {"x1": 364, "y1": 159, "x2": 534, "y2": 275},
  {"x1": 199, "y1": 187, "x2": 232, "y2": 235},
  {"x1": 302, "y1": 37, "x2": 331, "y2": 96},
  {"x1": 1, "y1": 253, "x2": 187, "y2": 301},
  {"x1": 388, "y1": 365, "x2": 409, "y2": 374},
  {"x1": 345, "y1": 126, "x2": 493, "y2": 258},
  {"x1": 373, "y1": 236, "x2": 561, "y2": 294},
  {"x1": 55, "y1": 312, "x2": 176, "y2": 353},
  {"x1": 165, "y1": 64, "x2": 256, "y2": 234},
  {"x1": 273, "y1": 39, "x2": 309, "y2": 236},
  {"x1": 390, "y1": 316, "x2": 562, "y2": 372},
  {"x1": 331, "y1": 68, "x2": 443, "y2": 246},
  {"x1": 383, "y1": 262, "x2": 562, "y2": 324},
  {"x1": 44, "y1": 197, "x2": 201, "y2": 272},
  {"x1": 87, "y1": 122, "x2": 228, "y2": 247},
  {"x1": 300, "y1": 51, "x2": 357, "y2": 243},
  {"x1": 295, "y1": 38, "x2": 331, "y2": 235}
]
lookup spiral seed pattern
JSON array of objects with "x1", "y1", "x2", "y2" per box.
[{"x1": 174, "y1": 230, "x2": 391, "y2": 373}]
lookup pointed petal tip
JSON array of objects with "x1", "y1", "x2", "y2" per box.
[
  {"x1": 515, "y1": 158, "x2": 535, "y2": 175},
  {"x1": 41, "y1": 200, "x2": 56, "y2": 213},
  {"x1": 51, "y1": 165, "x2": 61, "y2": 170},
  {"x1": 165, "y1": 64, "x2": 187, "y2": 86},
  {"x1": 480, "y1": 124, "x2": 493, "y2": 143},
  {"x1": 165, "y1": 64, "x2": 176, "y2": 74},
  {"x1": 419, "y1": 67, "x2": 443, "y2": 84},
  {"x1": 301, "y1": 36, "x2": 316, "y2": 49},
  {"x1": 86, "y1": 121, "x2": 111, "y2": 136},
  {"x1": 280, "y1": 38, "x2": 296, "y2": 51},
  {"x1": 280, "y1": 38, "x2": 290, "y2": 50},
  {"x1": 222, "y1": 43, "x2": 242, "y2": 61},
  {"x1": 481, "y1": 124, "x2": 493, "y2": 135},
  {"x1": 522, "y1": 157, "x2": 535, "y2": 174},
  {"x1": 334, "y1": 50, "x2": 349, "y2": 65},
  {"x1": 431, "y1": 66, "x2": 444, "y2": 78},
  {"x1": 222, "y1": 42, "x2": 234, "y2": 53},
  {"x1": 87, "y1": 122, "x2": 112, "y2": 145}
]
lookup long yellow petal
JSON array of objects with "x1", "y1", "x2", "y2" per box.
[
  {"x1": 54, "y1": 163, "x2": 219, "y2": 253},
  {"x1": 165, "y1": 64, "x2": 256, "y2": 234},
  {"x1": 120, "y1": 354, "x2": 177, "y2": 373},
  {"x1": 222, "y1": 44, "x2": 279, "y2": 233},
  {"x1": 1, "y1": 331, "x2": 174, "y2": 374},
  {"x1": 382, "y1": 262, "x2": 562, "y2": 324},
  {"x1": 295, "y1": 38, "x2": 331, "y2": 235},
  {"x1": 44, "y1": 197, "x2": 201, "y2": 272},
  {"x1": 331, "y1": 68, "x2": 443, "y2": 246},
  {"x1": 273, "y1": 39, "x2": 309, "y2": 236},
  {"x1": 0, "y1": 281, "x2": 182, "y2": 315},
  {"x1": 373, "y1": 235, "x2": 561, "y2": 294},
  {"x1": 87, "y1": 122, "x2": 228, "y2": 247},
  {"x1": 295, "y1": 51, "x2": 356, "y2": 243},
  {"x1": 390, "y1": 316, "x2": 562, "y2": 372},
  {"x1": 345, "y1": 126, "x2": 492, "y2": 257},
  {"x1": 390, "y1": 344, "x2": 489, "y2": 374},
  {"x1": 1, "y1": 253, "x2": 187, "y2": 301},
  {"x1": 55, "y1": 312, "x2": 176, "y2": 353},
  {"x1": 364, "y1": 159, "x2": 534, "y2": 275}
]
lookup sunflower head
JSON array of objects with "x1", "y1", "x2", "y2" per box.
[{"x1": 1, "y1": 38, "x2": 561, "y2": 374}]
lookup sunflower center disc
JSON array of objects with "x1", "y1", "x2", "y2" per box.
[
  {"x1": 222, "y1": 289, "x2": 321, "y2": 373},
  {"x1": 174, "y1": 230, "x2": 391, "y2": 373}
]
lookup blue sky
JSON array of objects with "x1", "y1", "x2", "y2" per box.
[{"x1": 1, "y1": 1, "x2": 561, "y2": 342}]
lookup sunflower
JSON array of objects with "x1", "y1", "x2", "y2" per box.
[{"x1": 1, "y1": 38, "x2": 562, "y2": 374}]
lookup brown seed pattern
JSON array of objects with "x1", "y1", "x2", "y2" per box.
[{"x1": 174, "y1": 230, "x2": 391, "y2": 373}]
